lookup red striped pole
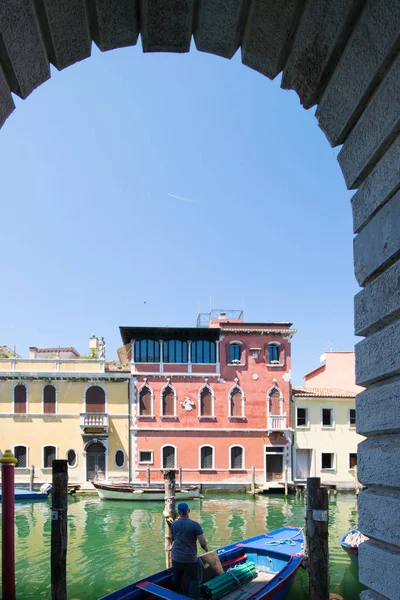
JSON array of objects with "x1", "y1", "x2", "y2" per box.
[{"x1": 1, "y1": 449, "x2": 18, "y2": 600}]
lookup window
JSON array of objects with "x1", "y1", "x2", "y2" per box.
[
  {"x1": 67, "y1": 449, "x2": 77, "y2": 467},
  {"x1": 268, "y1": 389, "x2": 281, "y2": 415},
  {"x1": 14, "y1": 445, "x2": 27, "y2": 468},
  {"x1": 86, "y1": 385, "x2": 106, "y2": 413},
  {"x1": 162, "y1": 446, "x2": 176, "y2": 468},
  {"x1": 296, "y1": 408, "x2": 308, "y2": 427},
  {"x1": 139, "y1": 451, "x2": 153, "y2": 464},
  {"x1": 322, "y1": 408, "x2": 333, "y2": 427},
  {"x1": 161, "y1": 385, "x2": 176, "y2": 417},
  {"x1": 14, "y1": 384, "x2": 27, "y2": 414},
  {"x1": 163, "y1": 340, "x2": 188, "y2": 363},
  {"x1": 268, "y1": 344, "x2": 280, "y2": 363},
  {"x1": 230, "y1": 446, "x2": 244, "y2": 469},
  {"x1": 43, "y1": 445, "x2": 57, "y2": 468},
  {"x1": 229, "y1": 343, "x2": 241, "y2": 363},
  {"x1": 349, "y1": 453, "x2": 357, "y2": 469},
  {"x1": 43, "y1": 384, "x2": 56, "y2": 414},
  {"x1": 139, "y1": 385, "x2": 153, "y2": 416},
  {"x1": 115, "y1": 450, "x2": 125, "y2": 468},
  {"x1": 200, "y1": 446, "x2": 214, "y2": 469},
  {"x1": 321, "y1": 453, "x2": 335, "y2": 470},
  {"x1": 199, "y1": 385, "x2": 213, "y2": 417},
  {"x1": 191, "y1": 340, "x2": 216, "y2": 364},
  {"x1": 349, "y1": 408, "x2": 356, "y2": 427},
  {"x1": 229, "y1": 386, "x2": 244, "y2": 417},
  {"x1": 134, "y1": 340, "x2": 160, "y2": 363}
]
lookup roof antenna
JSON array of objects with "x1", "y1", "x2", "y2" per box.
[{"x1": 209, "y1": 296, "x2": 212, "y2": 313}]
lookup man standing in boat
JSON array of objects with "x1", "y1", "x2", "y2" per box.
[{"x1": 171, "y1": 502, "x2": 209, "y2": 599}]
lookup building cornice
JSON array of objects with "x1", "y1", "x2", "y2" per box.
[
  {"x1": 0, "y1": 372, "x2": 130, "y2": 381},
  {"x1": 220, "y1": 328, "x2": 297, "y2": 338}
]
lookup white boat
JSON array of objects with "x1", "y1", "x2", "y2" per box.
[{"x1": 92, "y1": 481, "x2": 203, "y2": 501}]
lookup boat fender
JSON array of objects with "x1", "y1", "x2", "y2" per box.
[{"x1": 40, "y1": 483, "x2": 52, "y2": 495}]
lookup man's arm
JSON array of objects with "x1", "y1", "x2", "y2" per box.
[{"x1": 197, "y1": 534, "x2": 208, "y2": 553}]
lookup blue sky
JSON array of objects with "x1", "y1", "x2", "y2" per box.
[{"x1": 0, "y1": 43, "x2": 358, "y2": 384}]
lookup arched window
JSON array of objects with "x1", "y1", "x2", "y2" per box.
[
  {"x1": 43, "y1": 384, "x2": 56, "y2": 414},
  {"x1": 139, "y1": 384, "x2": 153, "y2": 416},
  {"x1": 191, "y1": 340, "x2": 216, "y2": 364},
  {"x1": 229, "y1": 384, "x2": 245, "y2": 418},
  {"x1": 67, "y1": 449, "x2": 77, "y2": 467},
  {"x1": 163, "y1": 340, "x2": 188, "y2": 363},
  {"x1": 115, "y1": 450, "x2": 125, "y2": 468},
  {"x1": 161, "y1": 384, "x2": 176, "y2": 417},
  {"x1": 14, "y1": 384, "x2": 27, "y2": 414},
  {"x1": 230, "y1": 446, "x2": 244, "y2": 469},
  {"x1": 229, "y1": 343, "x2": 242, "y2": 363},
  {"x1": 199, "y1": 384, "x2": 214, "y2": 417},
  {"x1": 268, "y1": 343, "x2": 280, "y2": 363},
  {"x1": 43, "y1": 445, "x2": 57, "y2": 468},
  {"x1": 14, "y1": 445, "x2": 27, "y2": 468},
  {"x1": 267, "y1": 384, "x2": 283, "y2": 415},
  {"x1": 134, "y1": 340, "x2": 160, "y2": 363},
  {"x1": 200, "y1": 446, "x2": 214, "y2": 469},
  {"x1": 85, "y1": 385, "x2": 106, "y2": 413},
  {"x1": 162, "y1": 445, "x2": 176, "y2": 468}
]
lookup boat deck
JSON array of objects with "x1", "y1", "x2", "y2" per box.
[{"x1": 221, "y1": 570, "x2": 276, "y2": 600}]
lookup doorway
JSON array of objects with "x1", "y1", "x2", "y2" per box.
[
  {"x1": 295, "y1": 449, "x2": 312, "y2": 480},
  {"x1": 265, "y1": 446, "x2": 284, "y2": 482},
  {"x1": 86, "y1": 442, "x2": 106, "y2": 481}
]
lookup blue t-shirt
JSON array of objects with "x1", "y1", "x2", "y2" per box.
[{"x1": 171, "y1": 518, "x2": 204, "y2": 563}]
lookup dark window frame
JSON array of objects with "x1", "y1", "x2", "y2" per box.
[
  {"x1": 163, "y1": 340, "x2": 188, "y2": 364},
  {"x1": 138, "y1": 450, "x2": 153, "y2": 464},
  {"x1": 230, "y1": 446, "x2": 244, "y2": 469},
  {"x1": 200, "y1": 446, "x2": 214, "y2": 469},
  {"x1": 229, "y1": 343, "x2": 242, "y2": 363},
  {"x1": 162, "y1": 446, "x2": 176, "y2": 469},
  {"x1": 191, "y1": 340, "x2": 216, "y2": 364},
  {"x1": 115, "y1": 450, "x2": 125, "y2": 468},
  {"x1": 268, "y1": 344, "x2": 280, "y2": 363},
  {"x1": 349, "y1": 453, "x2": 357, "y2": 469},
  {"x1": 321, "y1": 453, "x2": 334, "y2": 470},
  {"x1": 67, "y1": 449, "x2": 77, "y2": 467},
  {"x1": 14, "y1": 445, "x2": 27, "y2": 468},
  {"x1": 296, "y1": 407, "x2": 308, "y2": 427},
  {"x1": 322, "y1": 408, "x2": 333, "y2": 427},
  {"x1": 134, "y1": 340, "x2": 161, "y2": 363},
  {"x1": 349, "y1": 408, "x2": 356, "y2": 427},
  {"x1": 43, "y1": 445, "x2": 57, "y2": 468}
]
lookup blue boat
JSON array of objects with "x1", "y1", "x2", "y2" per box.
[
  {"x1": 339, "y1": 529, "x2": 360, "y2": 567},
  {"x1": 100, "y1": 526, "x2": 304, "y2": 600},
  {"x1": 0, "y1": 488, "x2": 49, "y2": 501}
]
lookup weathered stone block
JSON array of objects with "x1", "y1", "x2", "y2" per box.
[
  {"x1": 91, "y1": 0, "x2": 139, "y2": 52},
  {"x1": 281, "y1": 0, "x2": 361, "y2": 109},
  {"x1": 352, "y1": 134, "x2": 400, "y2": 234},
  {"x1": 316, "y1": 0, "x2": 400, "y2": 146},
  {"x1": 358, "y1": 488, "x2": 400, "y2": 548},
  {"x1": 360, "y1": 591, "x2": 390, "y2": 600},
  {"x1": 0, "y1": 0, "x2": 49, "y2": 98},
  {"x1": 338, "y1": 53, "x2": 400, "y2": 189},
  {"x1": 356, "y1": 321, "x2": 400, "y2": 386},
  {"x1": 354, "y1": 259, "x2": 400, "y2": 337},
  {"x1": 140, "y1": 0, "x2": 195, "y2": 53},
  {"x1": 359, "y1": 539, "x2": 400, "y2": 599},
  {"x1": 194, "y1": 0, "x2": 248, "y2": 59},
  {"x1": 241, "y1": 0, "x2": 302, "y2": 79},
  {"x1": 358, "y1": 436, "x2": 400, "y2": 488},
  {"x1": 34, "y1": 0, "x2": 91, "y2": 70},
  {"x1": 354, "y1": 189, "x2": 400, "y2": 286},
  {"x1": 357, "y1": 380, "x2": 400, "y2": 437},
  {"x1": 0, "y1": 64, "x2": 14, "y2": 128}
]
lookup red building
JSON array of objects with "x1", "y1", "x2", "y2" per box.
[{"x1": 119, "y1": 311, "x2": 296, "y2": 490}]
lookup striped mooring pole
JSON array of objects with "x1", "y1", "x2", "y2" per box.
[{"x1": 1, "y1": 449, "x2": 18, "y2": 600}]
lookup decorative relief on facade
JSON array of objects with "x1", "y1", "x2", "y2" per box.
[{"x1": 180, "y1": 397, "x2": 195, "y2": 412}]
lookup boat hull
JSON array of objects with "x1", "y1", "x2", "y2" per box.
[
  {"x1": 340, "y1": 530, "x2": 359, "y2": 567},
  {"x1": 93, "y1": 483, "x2": 202, "y2": 501}
]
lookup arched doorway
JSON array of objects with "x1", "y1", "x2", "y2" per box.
[{"x1": 86, "y1": 441, "x2": 106, "y2": 481}]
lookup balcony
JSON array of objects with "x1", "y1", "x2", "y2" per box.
[
  {"x1": 267, "y1": 414, "x2": 287, "y2": 431},
  {"x1": 80, "y1": 413, "x2": 109, "y2": 433}
]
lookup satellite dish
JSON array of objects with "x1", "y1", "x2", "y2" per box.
[{"x1": 319, "y1": 353, "x2": 326, "y2": 363}]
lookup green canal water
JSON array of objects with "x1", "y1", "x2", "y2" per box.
[{"x1": 7, "y1": 492, "x2": 365, "y2": 599}]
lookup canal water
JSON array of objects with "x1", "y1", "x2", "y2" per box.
[{"x1": 7, "y1": 492, "x2": 365, "y2": 599}]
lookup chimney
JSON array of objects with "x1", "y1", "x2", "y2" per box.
[
  {"x1": 29, "y1": 346, "x2": 38, "y2": 359},
  {"x1": 218, "y1": 312, "x2": 227, "y2": 319}
]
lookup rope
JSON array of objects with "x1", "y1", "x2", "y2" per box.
[
  {"x1": 227, "y1": 570, "x2": 243, "y2": 589},
  {"x1": 264, "y1": 527, "x2": 303, "y2": 547}
]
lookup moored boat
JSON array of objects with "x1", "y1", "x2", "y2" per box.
[
  {"x1": 93, "y1": 481, "x2": 203, "y2": 501},
  {"x1": 339, "y1": 529, "x2": 368, "y2": 567},
  {"x1": 99, "y1": 526, "x2": 304, "y2": 600}
]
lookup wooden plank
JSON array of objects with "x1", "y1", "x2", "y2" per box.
[{"x1": 137, "y1": 581, "x2": 188, "y2": 600}]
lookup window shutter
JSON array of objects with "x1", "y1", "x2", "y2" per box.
[
  {"x1": 43, "y1": 385, "x2": 56, "y2": 414},
  {"x1": 14, "y1": 384, "x2": 27, "y2": 414}
]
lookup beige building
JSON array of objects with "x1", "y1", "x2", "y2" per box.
[{"x1": 0, "y1": 341, "x2": 130, "y2": 486}]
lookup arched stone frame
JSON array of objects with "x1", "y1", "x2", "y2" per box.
[
  {"x1": 83, "y1": 438, "x2": 109, "y2": 482},
  {"x1": 161, "y1": 444, "x2": 177, "y2": 469},
  {"x1": 13, "y1": 444, "x2": 29, "y2": 469},
  {"x1": 198, "y1": 379, "x2": 215, "y2": 418},
  {"x1": 228, "y1": 340, "x2": 244, "y2": 365},
  {"x1": 13, "y1": 381, "x2": 28, "y2": 414},
  {"x1": 41, "y1": 444, "x2": 58, "y2": 469},
  {"x1": 114, "y1": 448, "x2": 126, "y2": 469},
  {"x1": 137, "y1": 378, "x2": 154, "y2": 417},
  {"x1": 42, "y1": 382, "x2": 58, "y2": 415},
  {"x1": 65, "y1": 448, "x2": 78, "y2": 468},
  {"x1": 267, "y1": 341, "x2": 281, "y2": 365},
  {"x1": 266, "y1": 380, "x2": 284, "y2": 417},
  {"x1": 160, "y1": 379, "x2": 177, "y2": 417},
  {"x1": 229, "y1": 444, "x2": 245, "y2": 470},
  {"x1": 228, "y1": 379, "x2": 245, "y2": 418},
  {"x1": 83, "y1": 382, "x2": 108, "y2": 413},
  {"x1": 199, "y1": 444, "x2": 215, "y2": 470}
]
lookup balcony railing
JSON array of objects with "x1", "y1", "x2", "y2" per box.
[
  {"x1": 267, "y1": 414, "x2": 287, "y2": 431},
  {"x1": 80, "y1": 413, "x2": 109, "y2": 432}
]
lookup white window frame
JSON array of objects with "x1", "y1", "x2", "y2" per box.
[
  {"x1": 321, "y1": 406, "x2": 335, "y2": 429},
  {"x1": 138, "y1": 450, "x2": 154, "y2": 465},
  {"x1": 229, "y1": 444, "x2": 245, "y2": 470},
  {"x1": 320, "y1": 451, "x2": 336, "y2": 471},
  {"x1": 13, "y1": 444, "x2": 29, "y2": 469},
  {"x1": 138, "y1": 380, "x2": 154, "y2": 418},
  {"x1": 13, "y1": 382, "x2": 28, "y2": 414},
  {"x1": 83, "y1": 383, "x2": 108, "y2": 413},
  {"x1": 198, "y1": 382, "x2": 215, "y2": 418},
  {"x1": 42, "y1": 444, "x2": 58, "y2": 469},
  {"x1": 296, "y1": 406, "x2": 309, "y2": 428},
  {"x1": 199, "y1": 444, "x2": 215, "y2": 470},
  {"x1": 161, "y1": 444, "x2": 177, "y2": 469},
  {"x1": 348, "y1": 407, "x2": 356, "y2": 429},
  {"x1": 160, "y1": 381, "x2": 177, "y2": 418},
  {"x1": 42, "y1": 383, "x2": 58, "y2": 415},
  {"x1": 228, "y1": 381, "x2": 245, "y2": 419},
  {"x1": 228, "y1": 341, "x2": 244, "y2": 366},
  {"x1": 114, "y1": 449, "x2": 126, "y2": 469},
  {"x1": 66, "y1": 448, "x2": 78, "y2": 468}
]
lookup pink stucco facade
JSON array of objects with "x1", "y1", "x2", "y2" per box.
[{"x1": 303, "y1": 351, "x2": 363, "y2": 394}]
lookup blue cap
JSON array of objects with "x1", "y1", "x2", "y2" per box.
[{"x1": 177, "y1": 502, "x2": 189, "y2": 514}]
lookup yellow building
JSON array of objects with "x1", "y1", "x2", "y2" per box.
[{"x1": 0, "y1": 344, "x2": 131, "y2": 486}]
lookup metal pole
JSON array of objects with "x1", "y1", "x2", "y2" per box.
[
  {"x1": 163, "y1": 470, "x2": 176, "y2": 568},
  {"x1": 51, "y1": 460, "x2": 68, "y2": 600},
  {"x1": 1, "y1": 449, "x2": 18, "y2": 600}
]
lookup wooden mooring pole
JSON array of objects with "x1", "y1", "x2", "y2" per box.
[
  {"x1": 29, "y1": 464, "x2": 35, "y2": 491},
  {"x1": 146, "y1": 465, "x2": 151, "y2": 487},
  {"x1": 163, "y1": 470, "x2": 176, "y2": 568},
  {"x1": 284, "y1": 464, "x2": 288, "y2": 496},
  {"x1": 51, "y1": 460, "x2": 68, "y2": 600},
  {"x1": 306, "y1": 477, "x2": 329, "y2": 600},
  {"x1": 0, "y1": 449, "x2": 18, "y2": 600},
  {"x1": 251, "y1": 465, "x2": 256, "y2": 496},
  {"x1": 179, "y1": 465, "x2": 183, "y2": 489}
]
